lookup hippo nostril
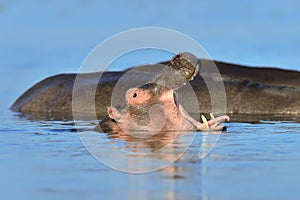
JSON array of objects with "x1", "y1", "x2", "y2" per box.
[{"x1": 133, "y1": 93, "x2": 137, "y2": 98}]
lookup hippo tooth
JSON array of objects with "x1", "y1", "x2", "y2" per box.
[
  {"x1": 210, "y1": 113, "x2": 215, "y2": 119},
  {"x1": 201, "y1": 115, "x2": 209, "y2": 129}
]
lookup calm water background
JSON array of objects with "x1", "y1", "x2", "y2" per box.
[{"x1": 1, "y1": 0, "x2": 300, "y2": 199}]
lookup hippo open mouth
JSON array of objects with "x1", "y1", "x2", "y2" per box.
[{"x1": 99, "y1": 53, "x2": 230, "y2": 134}]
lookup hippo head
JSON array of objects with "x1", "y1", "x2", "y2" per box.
[
  {"x1": 99, "y1": 52, "x2": 202, "y2": 134},
  {"x1": 101, "y1": 83, "x2": 181, "y2": 134}
]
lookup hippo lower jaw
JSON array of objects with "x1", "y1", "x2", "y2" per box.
[
  {"x1": 199, "y1": 114, "x2": 230, "y2": 131},
  {"x1": 177, "y1": 104, "x2": 230, "y2": 132}
]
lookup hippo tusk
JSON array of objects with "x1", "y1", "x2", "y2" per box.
[
  {"x1": 201, "y1": 115, "x2": 210, "y2": 129},
  {"x1": 210, "y1": 113, "x2": 215, "y2": 120}
]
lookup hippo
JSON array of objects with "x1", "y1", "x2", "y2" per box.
[
  {"x1": 98, "y1": 53, "x2": 230, "y2": 133},
  {"x1": 10, "y1": 53, "x2": 300, "y2": 124}
]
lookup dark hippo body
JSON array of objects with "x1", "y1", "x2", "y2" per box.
[{"x1": 11, "y1": 58, "x2": 300, "y2": 121}]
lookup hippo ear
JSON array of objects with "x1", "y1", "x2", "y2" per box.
[{"x1": 108, "y1": 107, "x2": 121, "y2": 121}]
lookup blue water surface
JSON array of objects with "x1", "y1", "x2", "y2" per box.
[
  {"x1": 1, "y1": 93, "x2": 300, "y2": 200},
  {"x1": 1, "y1": 1, "x2": 300, "y2": 199}
]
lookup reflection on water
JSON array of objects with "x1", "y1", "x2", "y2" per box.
[
  {"x1": 81, "y1": 123, "x2": 202, "y2": 173},
  {"x1": 107, "y1": 130, "x2": 182, "y2": 153}
]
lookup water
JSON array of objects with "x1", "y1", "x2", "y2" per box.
[
  {"x1": 1, "y1": 104, "x2": 300, "y2": 200},
  {"x1": 1, "y1": 1, "x2": 300, "y2": 199}
]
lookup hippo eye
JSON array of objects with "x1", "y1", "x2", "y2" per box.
[{"x1": 133, "y1": 93, "x2": 137, "y2": 98}]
